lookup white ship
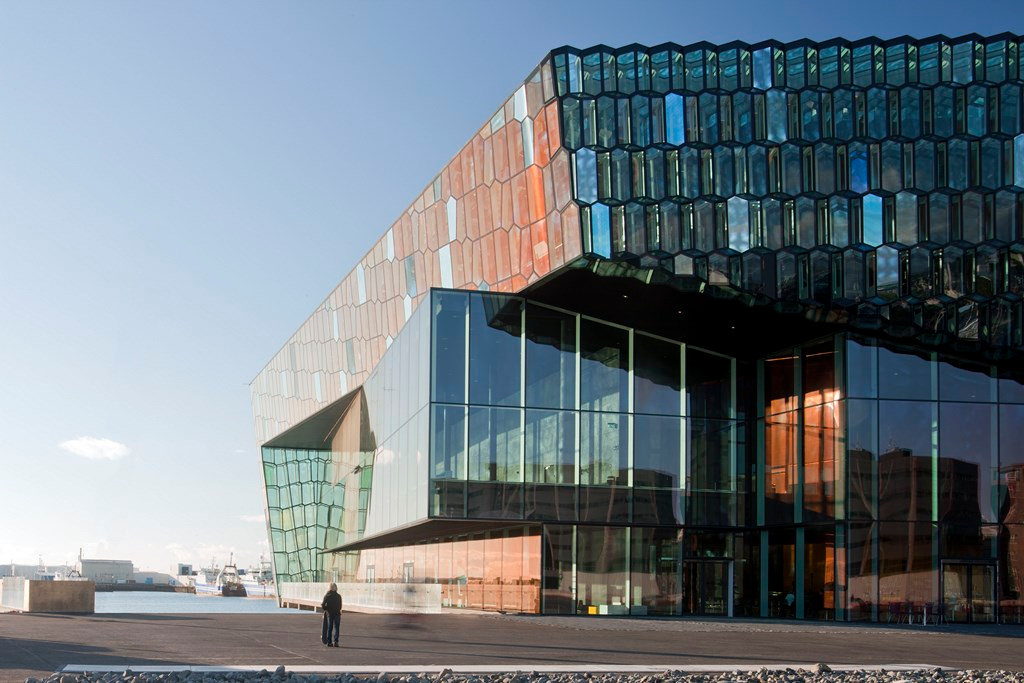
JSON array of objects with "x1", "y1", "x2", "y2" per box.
[
  {"x1": 192, "y1": 556, "x2": 247, "y2": 597},
  {"x1": 239, "y1": 558, "x2": 276, "y2": 598}
]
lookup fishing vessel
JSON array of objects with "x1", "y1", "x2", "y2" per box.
[
  {"x1": 193, "y1": 556, "x2": 248, "y2": 597},
  {"x1": 239, "y1": 558, "x2": 276, "y2": 598}
]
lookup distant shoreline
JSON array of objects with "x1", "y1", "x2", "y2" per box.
[{"x1": 94, "y1": 584, "x2": 194, "y2": 594}]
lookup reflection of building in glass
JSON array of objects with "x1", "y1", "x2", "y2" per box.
[{"x1": 253, "y1": 34, "x2": 1024, "y2": 622}]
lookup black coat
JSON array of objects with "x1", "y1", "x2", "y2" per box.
[{"x1": 321, "y1": 590, "x2": 342, "y2": 615}]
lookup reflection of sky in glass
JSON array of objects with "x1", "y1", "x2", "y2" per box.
[
  {"x1": 851, "y1": 149, "x2": 868, "y2": 193},
  {"x1": 728, "y1": 196, "x2": 749, "y2": 252},
  {"x1": 767, "y1": 90, "x2": 786, "y2": 142},
  {"x1": 863, "y1": 194, "x2": 883, "y2": 246},
  {"x1": 1014, "y1": 134, "x2": 1023, "y2": 187},
  {"x1": 574, "y1": 149, "x2": 597, "y2": 203},
  {"x1": 665, "y1": 93, "x2": 685, "y2": 145},
  {"x1": 753, "y1": 47, "x2": 772, "y2": 89},
  {"x1": 877, "y1": 245, "x2": 899, "y2": 294},
  {"x1": 591, "y1": 203, "x2": 611, "y2": 258}
]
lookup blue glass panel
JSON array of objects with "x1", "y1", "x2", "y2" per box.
[
  {"x1": 432, "y1": 291, "x2": 468, "y2": 404},
  {"x1": 753, "y1": 47, "x2": 773, "y2": 89},
  {"x1": 468, "y1": 293, "x2": 522, "y2": 407},
  {"x1": 580, "y1": 318, "x2": 629, "y2": 413},
  {"x1": 850, "y1": 146, "x2": 869, "y2": 193},
  {"x1": 833, "y1": 90, "x2": 854, "y2": 140},
  {"x1": 574, "y1": 148, "x2": 597, "y2": 203},
  {"x1": 525, "y1": 304, "x2": 577, "y2": 410},
  {"x1": 952, "y1": 41, "x2": 974, "y2": 84},
  {"x1": 728, "y1": 196, "x2": 750, "y2": 252},
  {"x1": 583, "y1": 205, "x2": 610, "y2": 262},
  {"x1": 663, "y1": 92, "x2": 688, "y2": 144},
  {"x1": 698, "y1": 92, "x2": 719, "y2": 144},
  {"x1": 767, "y1": 89, "x2": 787, "y2": 142},
  {"x1": 634, "y1": 333, "x2": 681, "y2": 416},
  {"x1": 634, "y1": 415, "x2": 681, "y2": 488},
  {"x1": 1016, "y1": 134, "x2": 1024, "y2": 188},
  {"x1": 863, "y1": 194, "x2": 884, "y2": 246},
  {"x1": 967, "y1": 86, "x2": 987, "y2": 136}
]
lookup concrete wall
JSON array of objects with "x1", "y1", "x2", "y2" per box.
[
  {"x1": 279, "y1": 582, "x2": 441, "y2": 613},
  {"x1": 0, "y1": 578, "x2": 95, "y2": 613},
  {"x1": 80, "y1": 560, "x2": 133, "y2": 583}
]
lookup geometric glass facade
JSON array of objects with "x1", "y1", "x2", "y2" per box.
[{"x1": 253, "y1": 34, "x2": 1024, "y2": 623}]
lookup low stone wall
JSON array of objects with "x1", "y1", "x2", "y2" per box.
[
  {"x1": 279, "y1": 582, "x2": 441, "y2": 613},
  {"x1": 0, "y1": 578, "x2": 95, "y2": 613}
]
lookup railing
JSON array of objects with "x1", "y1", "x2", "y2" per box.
[{"x1": 279, "y1": 582, "x2": 441, "y2": 613}]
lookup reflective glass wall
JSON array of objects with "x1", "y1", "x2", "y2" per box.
[
  {"x1": 844, "y1": 336, "x2": 1024, "y2": 624},
  {"x1": 262, "y1": 301, "x2": 432, "y2": 583},
  {"x1": 555, "y1": 36, "x2": 1024, "y2": 354},
  {"x1": 356, "y1": 530, "x2": 542, "y2": 613},
  {"x1": 429, "y1": 289, "x2": 750, "y2": 527}
]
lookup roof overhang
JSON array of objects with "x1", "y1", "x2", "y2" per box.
[{"x1": 323, "y1": 518, "x2": 541, "y2": 553}]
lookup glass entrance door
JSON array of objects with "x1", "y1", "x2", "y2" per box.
[
  {"x1": 942, "y1": 562, "x2": 996, "y2": 623},
  {"x1": 682, "y1": 559, "x2": 733, "y2": 617}
]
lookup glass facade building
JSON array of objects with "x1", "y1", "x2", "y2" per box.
[{"x1": 252, "y1": 34, "x2": 1024, "y2": 623}]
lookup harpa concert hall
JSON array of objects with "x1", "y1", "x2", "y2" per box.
[{"x1": 252, "y1": 34, "x2": 1024, "y2": 623}]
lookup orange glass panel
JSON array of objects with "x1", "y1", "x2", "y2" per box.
[
  {"x1": 533, "y1": 112, "x2": 551, "y2": 167},
  {"x1": 551, "y1": 151, "x2": 572, "y2": 210},
  {"x1": 531, "y1": 219, "x2": 550, "y2": 275},
  {"x1": 472, "y1": 136, "x2": 485, "y2": 187},
  {"x1": 507, "y1": 120, "x2": 525, "y2": 176},
  {"x1": 471, "y1": 240, "x2": 484, "y2": 284},
  {"x1": 519, "y1": 224, "x2": 535, "y2": 278},
  {"x1": 460, "y1": 147, "x2": 474, "y2": 195},
  {"x1": 483, "y1": 136, "x2": 495, "y2": 186},
  {"x1": 481, "y1": 232, "x2": 498, "y2": 284},
  {"x1": 464, "y1": 191, "x2": 478, "y2": 240},
  {"x1": 544, "y1": 101, "x2": 561, "y2": 153},
  {"x1": 500, "y1": 181, "x2": 514, "y2": 228},
  {"x1": 449, "y1": 148, "x2": 464, "y2": 198},
  {"x1": 451, "y1": 240, "x2": 467, "y2": 286},
  {"x1": 548, "y1": 210, "x2": 565, "y2": 269},
  {"x1": 493, "y1": 127, "x2": 509, "y2": 182},
  {"x1": 479, "y1": 186, "x2": 494, "y2": 236},
  {"x1": 527, "y1": 165, "x2": 546, "y2": 223},
  {"x1": 804, "y1": 394, "x2": 841, "y2": 518},
  {"x1": 495, "y1": 228, "x2": 511, "y2": 281},
  {"x1": 766, "y1": 411, "x2": 798, "y2": 506},
  {"x1": 425, "y1": 206, "x2": 439, "y2": 252},
  {"x1": 511, "y1": 172, "x2": 529, "y2": 227}
]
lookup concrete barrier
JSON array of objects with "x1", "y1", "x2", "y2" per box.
[{"x1": 0, "y1": 578, "x2": 95, "y2": 613}]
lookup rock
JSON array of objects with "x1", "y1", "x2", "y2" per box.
[
  {"x1": 816, "y1": 664, "x2": 832, "y2": 674},
  {"x1": 377, "y1": 673, "x2": 389, "y2": 683}
]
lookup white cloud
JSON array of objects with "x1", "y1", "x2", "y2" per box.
[
  {"x1": 58, "y1": 436, "x2": 130, "y2": 461},
  {"x1": 239, "y1": 514, "x2": 264, "y2": 523}
]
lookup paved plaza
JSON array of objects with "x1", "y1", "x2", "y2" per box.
[{"x1": 2, "y1": 611, "x2": 1023, "y2": 683}]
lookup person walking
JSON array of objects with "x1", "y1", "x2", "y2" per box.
[{"x1": 320, "y1": 582, "x2": 343, "y2": 647}]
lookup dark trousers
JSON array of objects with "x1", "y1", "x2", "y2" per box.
[{"x1": 322, "y1": 611, "x2": 340, "y2": 644}]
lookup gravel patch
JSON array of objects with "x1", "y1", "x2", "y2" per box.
[{"x1": 26, "y1": 667, "x2": 1024, "y2": 683}]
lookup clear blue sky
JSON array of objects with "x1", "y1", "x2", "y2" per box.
[{"x1": 1, "y1": 0, "x2": 1020, "y2": 573}]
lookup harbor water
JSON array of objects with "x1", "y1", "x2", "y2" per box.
[{"x1": 95, "y1": 591, "x2": 302, "y2": 614}]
